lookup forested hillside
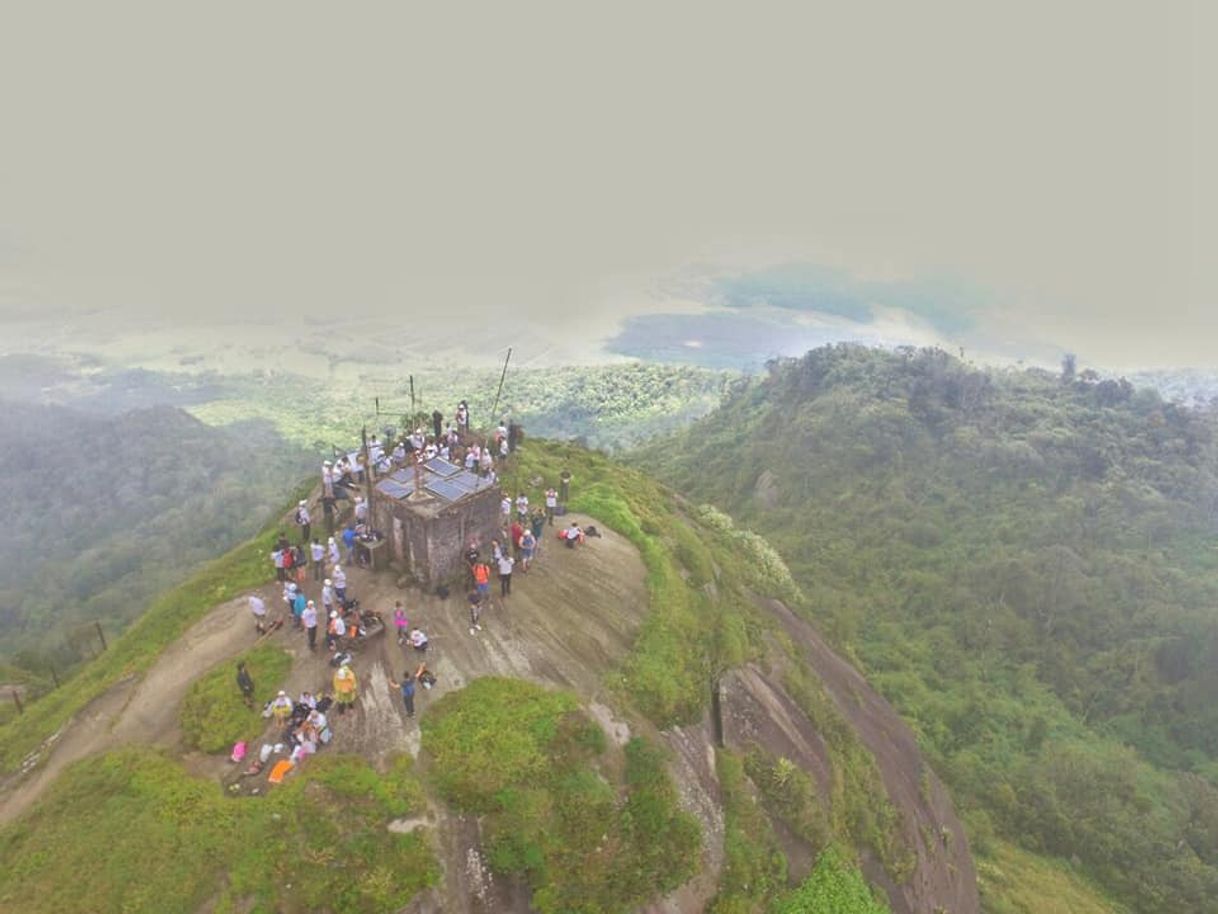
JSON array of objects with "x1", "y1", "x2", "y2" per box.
[
  {"x1": 0, "y1": 400, "x2": 311, "y2": 676},
  {"x1": 635, "y1": 344, "x2": 1218, "y2": 912}
]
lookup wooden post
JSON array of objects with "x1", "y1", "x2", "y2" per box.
[
  {"x1": 409, "y1": 375, "x2": 416, "y2": 415},
  {"x1": 95, "y1": 621, "x2": 108, "y2": 652},
  {"x1": 11, "y1": 688, "x2": 23, "y2": 715}
]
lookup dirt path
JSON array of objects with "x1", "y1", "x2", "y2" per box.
[{"x1": 0, "y1": 583, "x2": 300, "y2": 826}]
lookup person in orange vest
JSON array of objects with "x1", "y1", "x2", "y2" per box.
[{"x1": 473, "y1": 560, "x2": 491, "y2": 604}]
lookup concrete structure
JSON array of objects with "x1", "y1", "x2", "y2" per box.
[{"x1": 370, "y1": 457, "x2": 501, "y2": 586}]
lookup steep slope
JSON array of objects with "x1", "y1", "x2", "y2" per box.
[
  {"x1": 633, "y1": 343, "x2": 1218, "y2": 913},
  {"x1": 0, "y1": 439, "x2": 980, "y2": 913}
]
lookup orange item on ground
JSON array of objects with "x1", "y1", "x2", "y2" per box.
[{"x1": 267, "y1": 759, "x2": 294, "y2": 784}]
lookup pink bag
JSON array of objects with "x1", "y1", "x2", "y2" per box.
[{"x1": 231, "y1": 741, "x2": 247, "y2": 763}]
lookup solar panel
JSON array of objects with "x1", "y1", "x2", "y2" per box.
[
  {"x1": 425, "y1": 478, "x2": 469, "y2": 502},
  {"x1": 389, "y1": 469, "x2": 412, "y2": 483},
  {"x1": 376, "y1": 479, "x2": 415, "y2": 500},
  {"x1": 425, "y1": 457, "x2": 460, "y2": 477},
  {"x1": 445, "y1": 470, "x2": 484, "y2": 493}
]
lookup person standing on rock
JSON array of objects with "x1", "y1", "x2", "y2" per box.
[
  {"x1": 497, "y1": 551, "x2": 515, "y2": 597},
  {"x1": 389, "y1": 671, "x2": 416, "y2": 719},
  {"x1": 333, "y1": 664, "x2": 358, "y2": 714},
  {"x1": 236, "y1": 662, "x2": 255, "y2": 709},
  {"x1": 467, "y1": 589, "x2": 484, "y2": 635},
  {"x1": 310, "y1": 537, "x2": 325, "y2": 581},
  {"x1": 302, "y1": 600, "x2": 319, "y2": 651},
  {"x1": 249, "y1": 594, "x2": 267, "y2": 634},
  {"x1": 295, "y1": 500, "x2": 311, "y2": 545}
]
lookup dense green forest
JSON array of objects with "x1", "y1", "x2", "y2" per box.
[
  {"x1": 635, "y1": 344, "x2": 1218, "y2": 913},
  {"x1": 0, "y1": 400, "x2": 311, "y2": 679},
  {"x1": 189, "y1": 361, "x2": 732, "y2": 453}
]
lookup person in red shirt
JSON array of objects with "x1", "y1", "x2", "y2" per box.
[{"x1": 510, "y1": 520, "x2": 524, "y2": 559}]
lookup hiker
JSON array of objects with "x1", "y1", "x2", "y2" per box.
[
  {"x1": 321, "y1": 578, "x2": 336, "y2": 616},
  {"x1": 270, "y1": 690, "x2": 294, "y2": 723},
  {"x1": 333, "y1": 664, "x2": 358, "y2": 714},
  {"x1": 480, "y1": 447, "x2": 493, "y2": 477},
  {"x1": 456, "y1": 400, "x2": 469, "y2": 431},
  {"x1": 559, "y1": 469, "x2": 571, "y2": 502},
  {"x1": 236, "y1": 662, "x2": 255, "y2": 709},
  {"x1": 510, "y1": 518, "x2": 525, "y2": 558},
  {"x1": 561, "y1": 522, "x2": 585, "y2": 548},
  {"x1": 271, "y1": 546, "x2": 286, "y2": 582},
  {"x1": 545, "y1": 487, "x2": 558, "y2": 525},
  {"x1": 388, "y1": 671, "x2": 416, "y2": 718},
  {"x1": 354, "y1": 496, "x2": 368, "y2": 527},
  {"x1": 310, "y1": 537, "x2": 325, "y2": 581},
  {"x1": 415, "y1": 662, "x2": 437, "y2": 690},
  {"x1": 520, "y1": 529, "x2": 536, "y2": 572},
  {"x1": 393, "y1": 602, "x2": 409, "y2": 644},
  {"x1": 409, "y1": 628, "x2": 429, "y2": 652},
  {"x1": 302, "y1": 600, "x2": 318, "y2": 651},
  {"x1": 342, "y1": 523, "x2": 357, "y2": 564},
  {"x1": 326, "y1": 610, "x2": 346, "y2": 650},
  {"x1": 468, "y1": 590, "x2": 484, "y2": 634},
  {"x1": 500, "y1": 495, "x2": 511, "y2": 525},
  {"x1": 295, "y1": 500, "x2": 311, "y2": 545},
  {"x1": 290, "y1": 588, "x2": 306, "y2": 629},
  {"x1": 473, "y1": 560, "x2": 491, "y2": 604},
  {"x1": 332, "y1": 565, "x2": 347, "y2": 602},
  {"x1": 249, "y1": 595, "x2": 267, "y2": 634},
  {"x1": 530, "y1": 509, "x2": 546, "y2": 553},
  {"x1": 327, "y1": 536, "x2": 341, "y2": 568},
  {"x1": 497, "y1": 551, "x2": 515, "y2": 597}
]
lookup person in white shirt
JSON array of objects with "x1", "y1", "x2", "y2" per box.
[
  {"x1": 332, "y1": 565, "x2": 347, "y2": 601},
  {"x1": 249, "y1": 595, "x2": 267, "y2": 633},
  {"x1": 354, "y1": 496, "x2": 368, "y2": 525},
  {"x1": 409, "y1": 628, "x2": 429, "y2": 652},
  {"x1": 272, "y1": 548, "x2": 285, "y2": 582},
  {"x1": 310, "y1": 538, "x2": 325, "y2": 581},
  {"x1": 500, "y1": 497, "x2": 511, "y2": 524},
  {"x1": 327, "y1": 536, "x2": 341, "y2": 567},
  {"x1": 515, "y1": 493, "x2": 529, "y2": 519},
  {"x1": 301, "y1": 601, "x2": 319, "y2": 650},
  {"x1": 545, "y1": 487, "x2": 558, "y2": 525},
  {"x1": 497, "y1": 553, "x2": 515, "y2": 597}
]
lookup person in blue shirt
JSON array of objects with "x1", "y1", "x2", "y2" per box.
[{"x1": 388, "y1": 671, "x2": 416, "y2": 718}]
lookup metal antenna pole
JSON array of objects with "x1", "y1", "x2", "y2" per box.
[{"x1": 489, "y1": 347, "x2": 512, "y2": 429}]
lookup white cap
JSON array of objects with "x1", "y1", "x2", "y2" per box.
[
  {"x1": 307, "y1": 600, "x2": 315, "y2": 607},
  {"x1": 330, "y1": 611, "x2": 337, "y2": 618},
  {"x1": 324, "y1": 579, "x2": 332, "y2": 586},
  {"x1": 278, "y1": 690, "x2": 287, "y2": 696},
  {"x1": 328, "y1": 537, "x2": 336, "y2": 544}
]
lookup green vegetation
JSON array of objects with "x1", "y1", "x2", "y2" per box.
[
  {"x1": 507, "y1": 440, "x2": 770, "y2": 727},
  {"x1": 0, "y1": 399, "x2": 311, "y2": 674},
  {"x1": 635, "y1": 343, "x2": 1218, "y2": 912},
  {"x1": 188, "y1": 361, "x2": 731, "y2": 453},
  {"x1": 0, "y1": 747, "x2": 437, "y2": 913},
  {"x1": 179, "y1": 644, "x2": 292, "y2": 753},
  {"x1": 0, "y1": 480, "x2": 310, "y2": 774},
  {"x1": 421, "y1": 676, "x2": 700, "y2": 913},
  {"x1": 710, "y1": 749, "x2": 789, "y2": 913},
  {"x1": 977, "y1": 839, "x2": 1125, "y2": 914},
  {"x1": 770, "y1": 846, "x2": 890, "y2": 914}
]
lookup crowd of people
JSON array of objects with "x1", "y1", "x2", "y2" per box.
[{"x1": 238, "y1": 401, "x2": 590, "y2": 783}]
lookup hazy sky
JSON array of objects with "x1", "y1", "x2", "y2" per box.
[{"x1": 1, "y1": 1, "x2": 1214, "y2": 369}]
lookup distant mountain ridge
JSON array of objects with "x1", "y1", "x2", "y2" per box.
[
  {"x1": 0, "y1": 399, "x2": 310, "y2": 670},
  {"x1": 634, "y1": 343, "x2": 1218, "y2": 913}
]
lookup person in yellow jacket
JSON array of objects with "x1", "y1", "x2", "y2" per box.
[{"x1": 333, "y1": 664, "x2": 358, "y2": 714}]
